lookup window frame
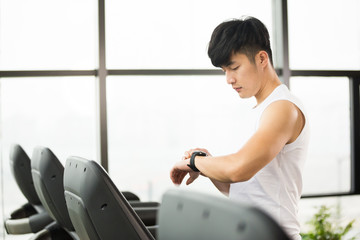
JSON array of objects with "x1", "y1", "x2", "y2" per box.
[{"x1": 0, "y1": 0, "x2": 359, "y2": 199}]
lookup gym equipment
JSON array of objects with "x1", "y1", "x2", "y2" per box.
[
  {"x1": 31, "y1": 146, "x2": 79, "y2": 239},
  {"x1": 157, "y1": 189, "x2": 291, "y2": 240},
  {"x1": 4, "y1": 144, "x2": 53, "y2": 235},
  {"x1": 63, "y1": 156, "x2": 157, "y2": 240},
  {"x1": 63, "y1": 155, "x2": 291, "y2": 240}
]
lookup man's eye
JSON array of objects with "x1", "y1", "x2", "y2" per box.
[{"x1": 231, "y1": 66, "x2": 239, "y2": 71}]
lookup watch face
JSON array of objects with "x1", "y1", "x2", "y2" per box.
[{"x1": 194, "y1": 151, "x2": 207, "y2": 156}]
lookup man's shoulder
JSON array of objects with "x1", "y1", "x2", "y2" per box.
[
  {"x1": 263, "y1": 100, "x2": 299, "y2": 119},
  {"x1": 259, "y1": 100, "x2": 301, "y2": 134}
]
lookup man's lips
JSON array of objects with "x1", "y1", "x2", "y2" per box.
[{"x1": 233, "y1": 87, "x2": 242, "y2": 92}]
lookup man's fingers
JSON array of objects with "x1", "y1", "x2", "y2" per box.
[
  {"x1": 186, "y1": 176, "x2": 195, "y2": 185},
  {"x1": 183, "y1": 151, "x2": 191, "y2": 159},
  {"x1": 170, "y1": 168, "x2": 187, "y2": 185}
]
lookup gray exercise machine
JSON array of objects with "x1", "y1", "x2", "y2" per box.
[
  {"x1": 157, "y1": 189, "x2": 291, "y2": 240},
  {"x1": 31, "y1": 146, "x2": 79, "y2": 240},
  {"x1": 4, "y1": 144, "x2": 53, "y2": 235},
  {"x1": 63, "y1": 156, "x2": 157, "y2": 240},
  {"x1": 63, "y1": 155, "x2": 291, "y2": 240},
  {"x1": 30, "y1": 146, "x2": 158, "y2": 239}
]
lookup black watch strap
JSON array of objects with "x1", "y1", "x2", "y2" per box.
[{"x1": 187, "y1": 151, "x2": 207, "y2": 172}]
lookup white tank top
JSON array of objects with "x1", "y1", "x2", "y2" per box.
[{"x1": 229, "y1": 84, "x2": 310, "y2": 240}]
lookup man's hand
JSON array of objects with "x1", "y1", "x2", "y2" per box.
[
  {"x1": 170, "y1": 148, "x2": 211, "y2": 185},
  {"x1": 170, "y1": 159, "x2": 193, "y2": 185}
]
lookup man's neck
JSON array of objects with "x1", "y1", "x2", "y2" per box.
[{"x1": 254, "y1": 71, "x2": 282, "y2": 106}]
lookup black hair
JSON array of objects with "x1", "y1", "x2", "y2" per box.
[{"x1": 207, "y1": 16, "x2": 273, "y2": 67}]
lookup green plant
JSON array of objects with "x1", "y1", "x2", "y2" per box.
[{"x1": 301, "y1": 205, "x2": 358, "y2": 240}]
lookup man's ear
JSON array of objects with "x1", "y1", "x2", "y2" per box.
[{"x1": 258, "y1": 51, "x2": 269, "y2": 66}]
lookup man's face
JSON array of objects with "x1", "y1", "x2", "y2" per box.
[{"x1": 221, "y1": 52, "x2": 262, "y2": 99}]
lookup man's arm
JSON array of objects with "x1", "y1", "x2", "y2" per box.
[
  {"x1": 208, "y1": 178, "x2": 230, "y2": 195},
  {"x1": 181, "y1": 148, "x2": 230, "y2": 195},
  {"x1": 170, "y1": 100, "x2": 304, "y2": 185}
]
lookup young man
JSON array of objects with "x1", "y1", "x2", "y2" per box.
[{"x1": 170, "y1": 17, "x2": 309, "y2": 240}]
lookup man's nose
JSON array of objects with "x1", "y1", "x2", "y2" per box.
[{"x1": 226, "y1": 72, "x2": 236, "y2": 85}]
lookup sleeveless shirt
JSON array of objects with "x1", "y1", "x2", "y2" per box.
[{"x1": 229, "y1": 84, "x2": 310, "y2": 240}]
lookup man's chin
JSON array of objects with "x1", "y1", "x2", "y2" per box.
[{"x1": 238, "y1": 93, "x2": 250, "y2": 99}]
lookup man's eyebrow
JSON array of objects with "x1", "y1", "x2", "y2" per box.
[{"x1": 224, "y1": 61, "x2": 235, "y2": 67}]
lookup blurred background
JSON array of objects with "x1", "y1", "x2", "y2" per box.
[{"x1": 1, "y1": 0, "x2": 360, "y2": 239}]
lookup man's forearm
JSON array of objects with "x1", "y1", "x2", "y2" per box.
[{"x1": 209, "y1": 178, "x2": 230, "y2": 196}]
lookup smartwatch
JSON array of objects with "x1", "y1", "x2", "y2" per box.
[{"x1": 187, "y1": 151, "x2": 207, "y2": 172}]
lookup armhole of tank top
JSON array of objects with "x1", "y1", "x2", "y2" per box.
[
  {"x1": 258, "y1": 99, "x2": 307, "y2": 145},
  {"x1": 282, "y1": 99, "x2": 307, "y2": 146}
]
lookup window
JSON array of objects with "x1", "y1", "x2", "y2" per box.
[
  {"x1": 0, "y1": 165, "x2": 4, "y2": 239},
  {"x1": 290, "y1": 77, "x2": 351, "y2": 194},
  {"x1": 105, "y1": 0, "x2": 273, "y2": 201},
  {"x1": 1, "y1": 0, "x2": 360, "y2": 238},
  {"x1": 107, "y1": 75, "x2": 256, "y2": 201},
  {"x1": 106, "y1": 0, "x2": 272, "y2": 69},
  {"x1": 0, "y1": 77, "x2": 96, "y2": 233},
  {"x1": 288, "y1": 0, "x2": 360, "y2": 70},
  {"x1": 0, "y1": 0, "x2": 97, "y2": 70}
]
